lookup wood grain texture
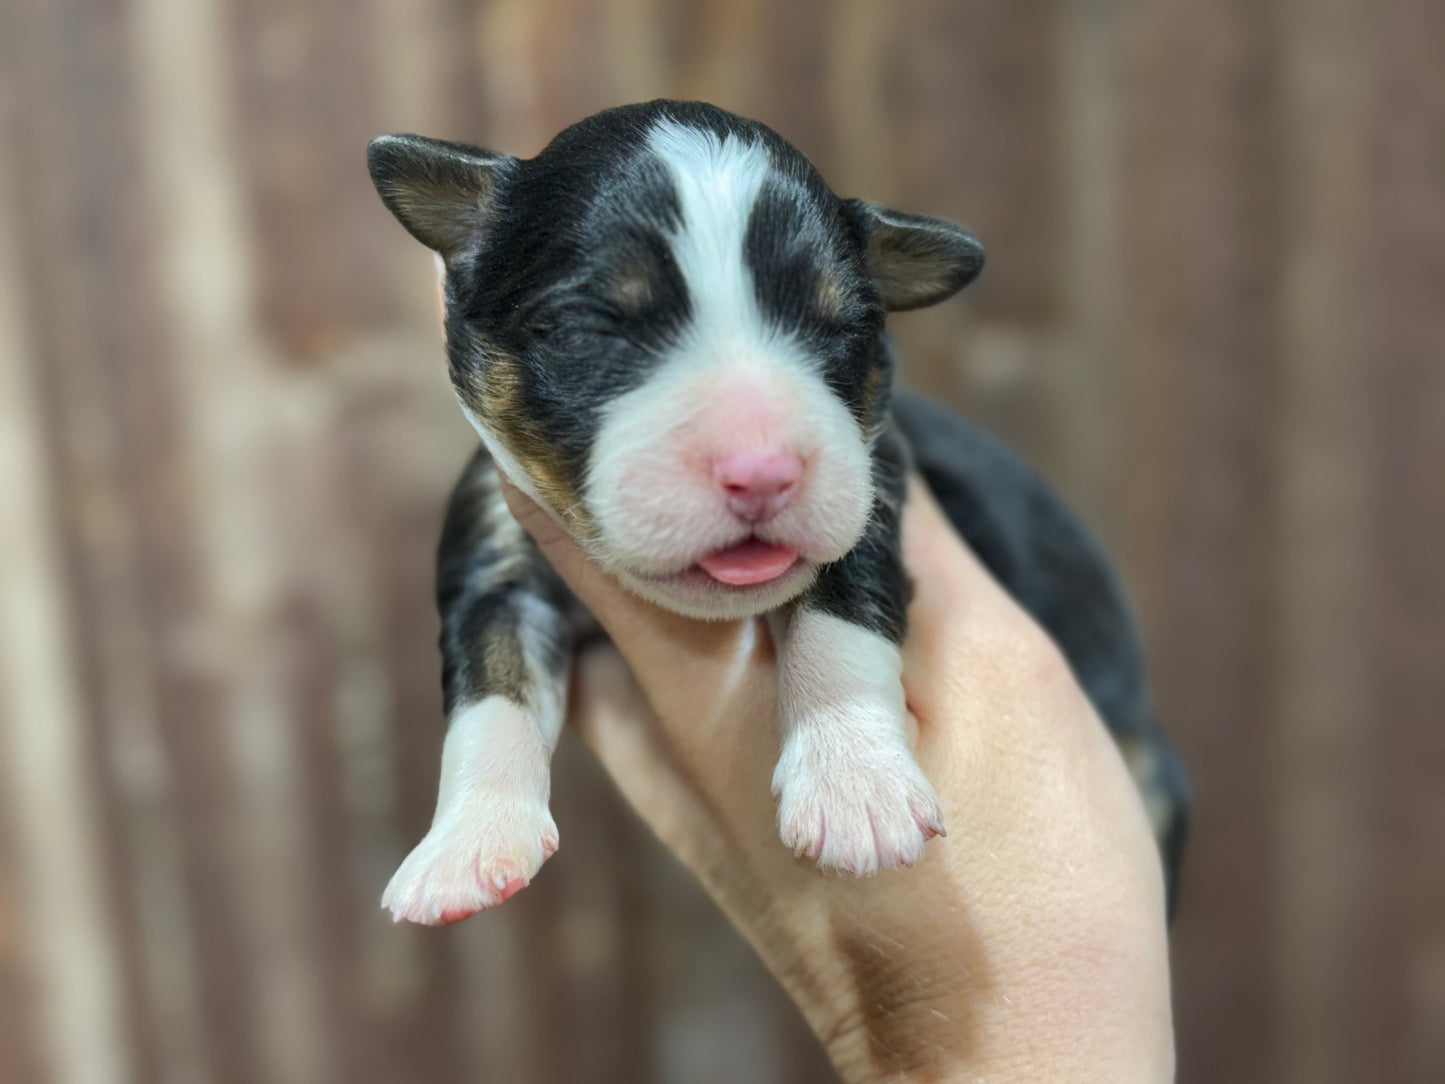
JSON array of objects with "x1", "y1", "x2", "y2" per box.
[{"x1": 1, "y1": 1, "x2": 1440, "y2": 1081}]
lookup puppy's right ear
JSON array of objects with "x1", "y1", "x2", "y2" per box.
[{"x1": 367, "y1": 134, "x2": 517, "y2": 262}]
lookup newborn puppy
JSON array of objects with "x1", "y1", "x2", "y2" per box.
[{"x1": 367, "y1": 101, "x2": 1189, "y2": 926}]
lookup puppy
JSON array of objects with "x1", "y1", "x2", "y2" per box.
[{"x1": 366, "y1": 101, "x2": 1189, "y2": 926}]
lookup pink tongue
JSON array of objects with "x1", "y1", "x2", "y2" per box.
[{"x1": 697, "y1": 539, "x2": 799, "y2": 586}]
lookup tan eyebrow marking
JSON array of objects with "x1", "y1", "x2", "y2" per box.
[{"x1": 605, "y1": 260, "x2": 654, "y2": 314}]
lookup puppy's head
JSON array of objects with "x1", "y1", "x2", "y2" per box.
[{"x1": 369, "y1": 101, "x2": 983, "y2": 619}]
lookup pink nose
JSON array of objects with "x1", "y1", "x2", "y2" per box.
[{"x1": 714, "y1": 450, "x2": 803, "y2": 522}]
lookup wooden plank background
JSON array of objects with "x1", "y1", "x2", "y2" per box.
[{"x1": 1, "y1": 0, "x2": 1441, "y2": 1081}]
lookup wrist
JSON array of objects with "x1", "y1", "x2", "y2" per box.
[
  {"x1": 687, "y1": 848, "x2": 983, "y2": 1082},
  {"x1": 760, "y1": 888, "x2": 1174, "y2": 1083}
]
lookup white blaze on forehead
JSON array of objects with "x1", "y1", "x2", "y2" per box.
[
  {"x1": 575, "y1": 118, "x2": 875, "y2": 611},
  {"x1": 646, "y1": 117, "x2": 774, "y2": 351}
]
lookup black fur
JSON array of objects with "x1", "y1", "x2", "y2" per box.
[
  {"x1": 435, "y1": 453, "x2": 574, "y2": 714},
  {"x1": 800, "y1": 423, "x2": 913, "y2": 646}
]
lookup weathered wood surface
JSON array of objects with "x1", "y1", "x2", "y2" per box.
[{"x1": 1, "y1": 0, "x2": 1441, "y2": 1081}]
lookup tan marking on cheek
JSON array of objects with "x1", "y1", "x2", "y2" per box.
[{"x1": 466, "y1": 343, "x2": 596, "y2": 540}]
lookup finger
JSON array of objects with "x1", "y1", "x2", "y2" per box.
[
  {"x1": 898, "y1": 476, "x2": 1061, "y2": 732},
  {"x1": 566, "y1": 643, "x2": 696, "y2": 854},
  {"x1": 494, "y1": 475, "x2": 617, "y2": 603},
  {"x1": 567, "y1": 641, "x2": 780, "y2": 874},
  {"x1": 566, "y1": 642, "x2": 666, "y2": 792}
]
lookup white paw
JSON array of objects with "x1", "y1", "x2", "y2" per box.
[
  {"x1": 772, "y1": 733, "x2": 944, "y2": 875},
  {"x1": 382, "y1": 790, "x2": 558, "y2": 925}
]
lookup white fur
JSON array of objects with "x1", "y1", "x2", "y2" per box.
[
  {"x1": 771, "y1": 611, "x2": 944, "y2": 874},
  {"x1": 381, "y1": 475, "x2": 570, "y2": 924},
  {"x1": 579, "y1": 119, "x2": 874, "y2": 618},
  {"x1": 645, "y1": 118, "x2": 773, "y2": 350},
  {"x1": 382, "y1": 651, "x2": 567, "y2": 923}
]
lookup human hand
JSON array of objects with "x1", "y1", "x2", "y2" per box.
[{"x1": 501, "y1": 476, "x2": 1175, "y2": 1083}]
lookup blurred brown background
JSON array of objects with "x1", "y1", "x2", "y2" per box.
[{"x1": 2, "y1": 0, "x2": 1441, "y2": 1081}]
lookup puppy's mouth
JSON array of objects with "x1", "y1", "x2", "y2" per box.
[
  {"x1": 695, "y1": 538, "x2": 800, "y2": 586},
  {"x1": 690, "y1": 537, "x2": 797, "y2": 586},
  {"x1": 612, "y1": 537, "x2": 819, "y2": 618}
]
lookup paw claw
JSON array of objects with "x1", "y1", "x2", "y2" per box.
[{"x1": 436, "y1": 906, "x2": 479, "y2": 926}]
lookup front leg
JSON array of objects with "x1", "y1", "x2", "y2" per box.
[
  {"x1": 383, "y1": 449, "x2": 574, "y2": 925},
  {"x1": 772, "y1": 433, "x2": 945, "y2": 874}
]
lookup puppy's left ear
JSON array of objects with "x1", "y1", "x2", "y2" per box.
[
  {"x1": 367, "y1": 134, "x2": 518, "y2": 263},
  {"x1": 847, "y1": 200, "x2": 986, "y2": 311}
]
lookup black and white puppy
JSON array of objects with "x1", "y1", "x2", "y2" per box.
[{"x1": 367, "y1": 101, "x2": 1189, "y2": 926}]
